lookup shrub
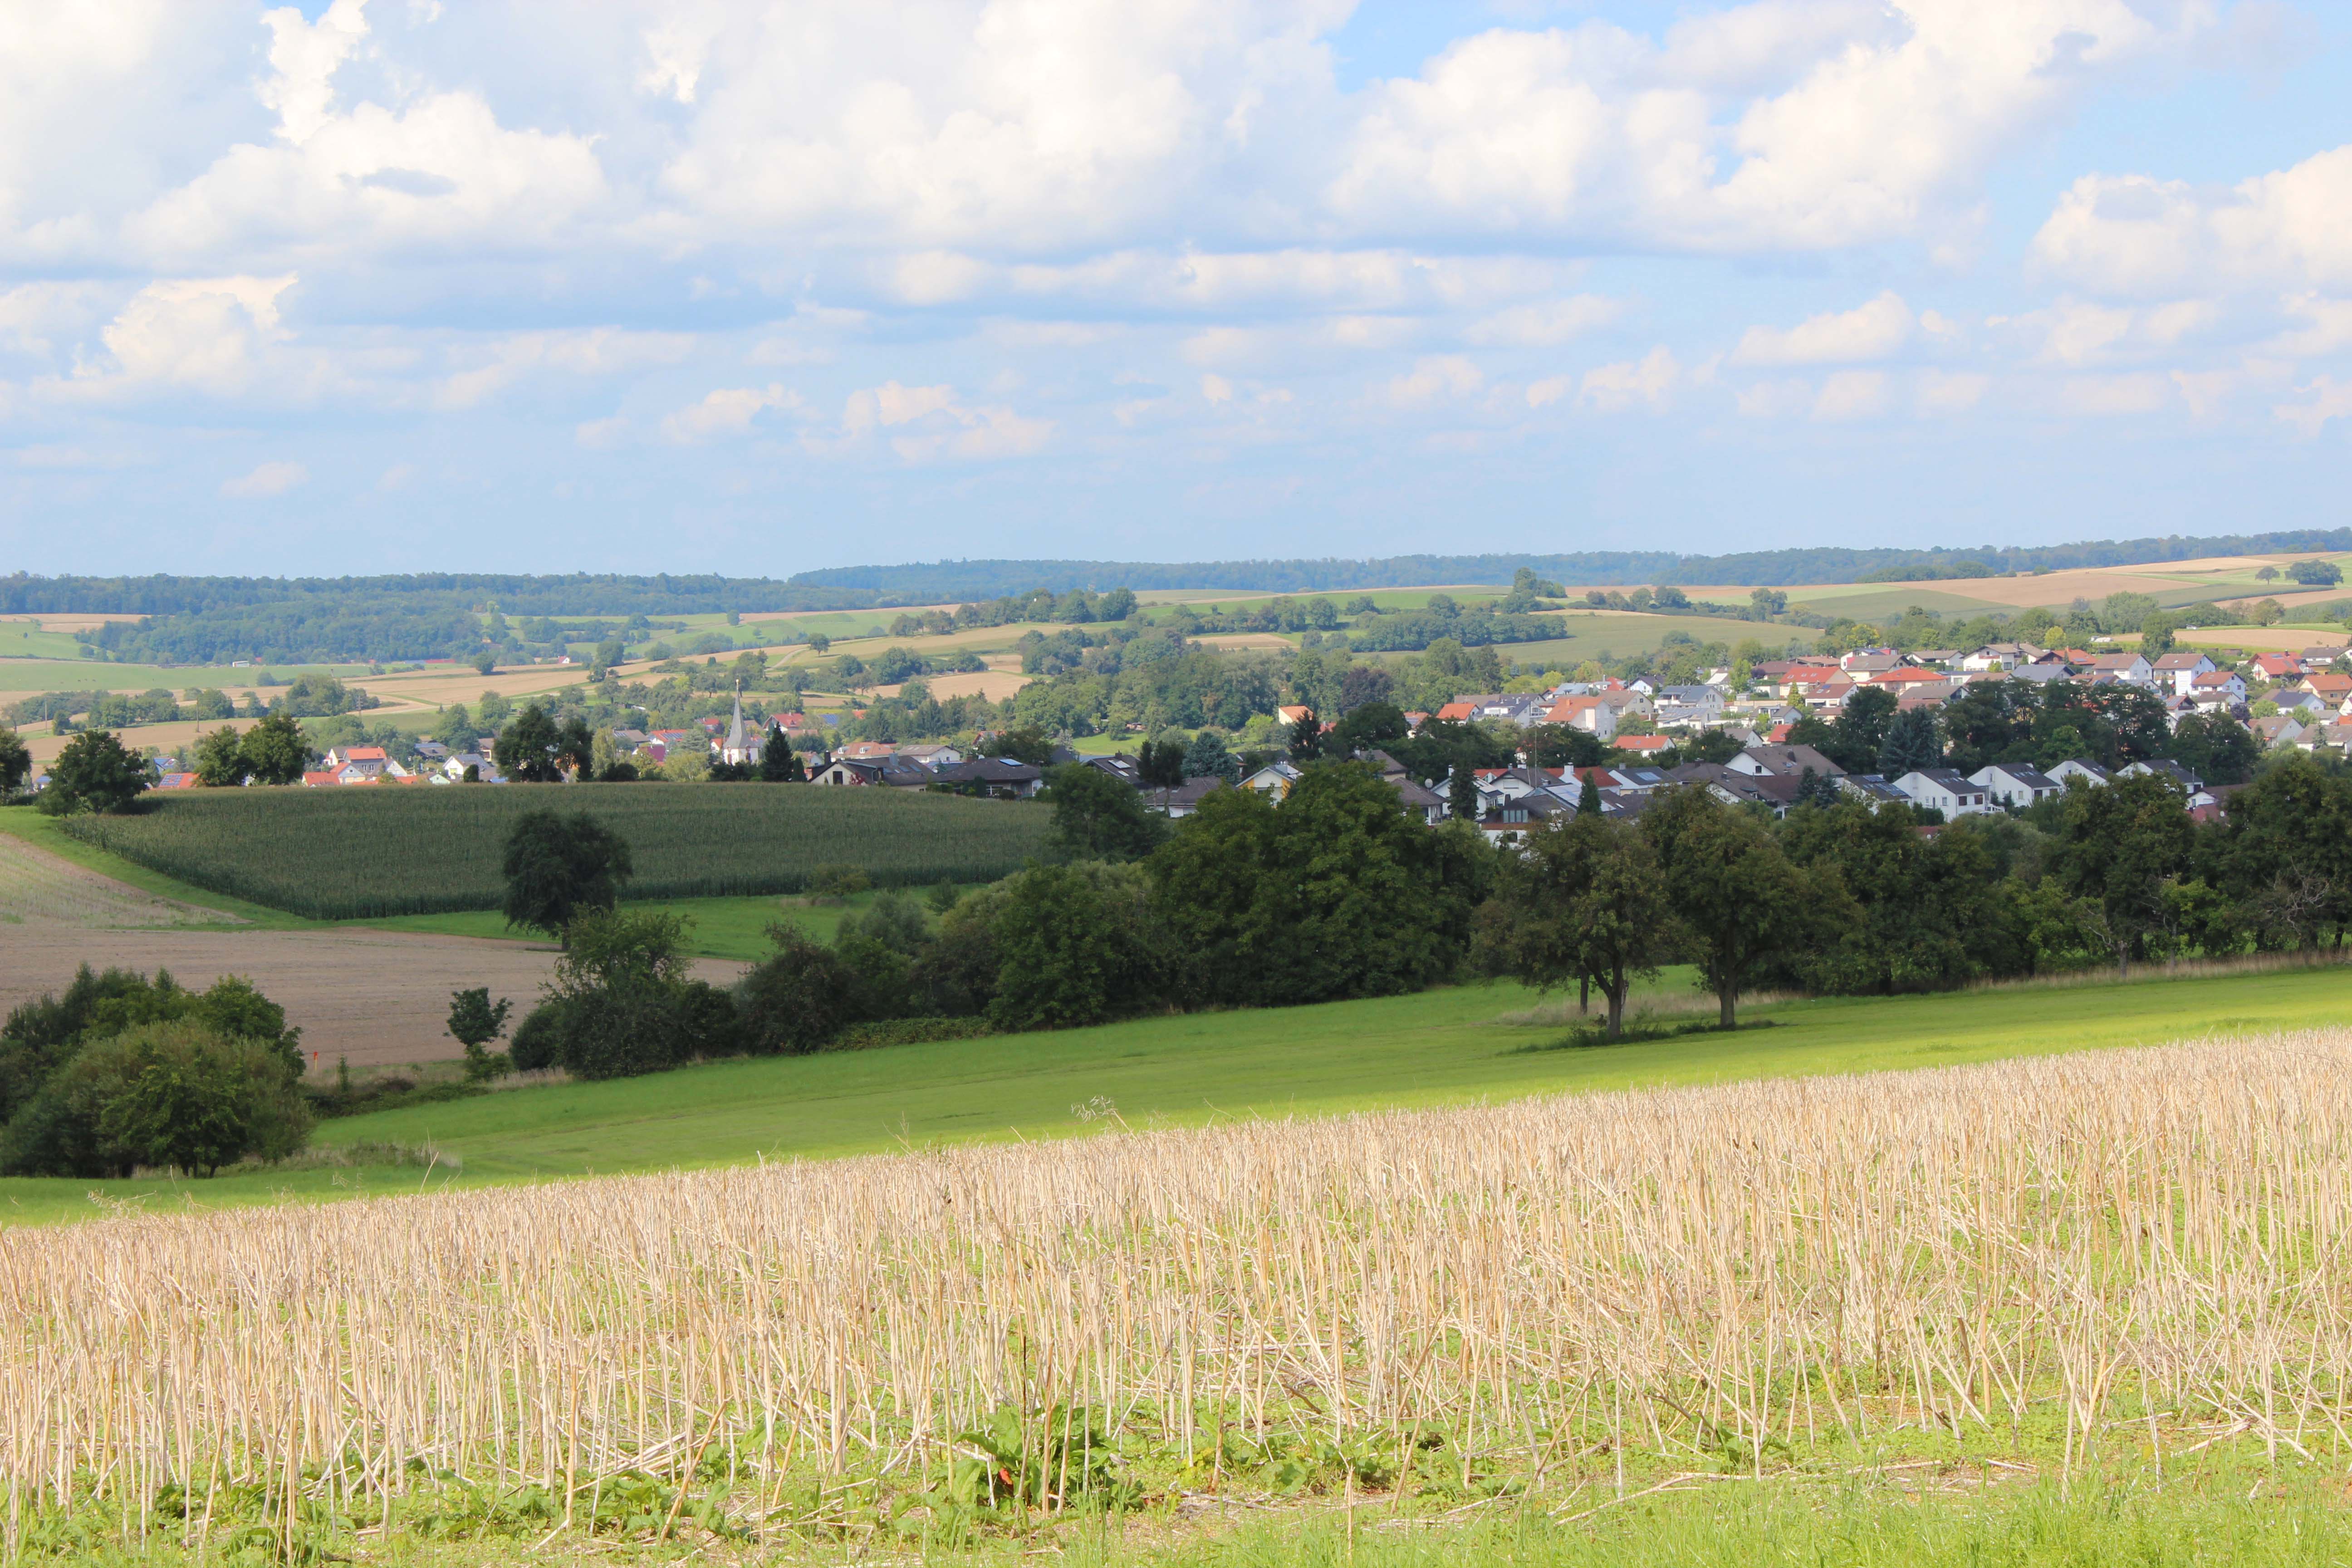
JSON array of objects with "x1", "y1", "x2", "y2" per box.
[
  {"x1": 507, "y1": 1000, "x2": 569, "y2": 1073},
  {"x1": 0, "y1": 1023, "x2": 309, "y2": 1178},
  {"x1": 738, "y1": 927, "x2": 857, "y2": 1055},
  {"x1": 805, "y1": 863, "x2": 871, "y2": 902},
  {"x1": 986, "y1": 862, "x2": 1176, "y2": 1032}
]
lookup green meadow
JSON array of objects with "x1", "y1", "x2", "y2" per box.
[{"x1": 6, "y1": 957, "x2": 2342, "y2": 1227}]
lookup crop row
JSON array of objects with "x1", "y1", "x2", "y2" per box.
[{"x1": 62, "y1": 784, "x2": 1054, "y2": 920}]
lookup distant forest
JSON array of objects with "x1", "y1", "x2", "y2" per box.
[
  {"x1": 6, "y1": 525, "x2": 2349, "y2": 666},
  {"x1": 793, "y1": 529, "x2": 2352, "y2": 598}
]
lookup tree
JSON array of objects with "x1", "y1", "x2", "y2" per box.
[
  {"x1": 760, "y1": 724, "x2": 799, "y2": 781},
  {"x1": 555, "y1": 715, "x2": 595, "y2": 778},
  {"x1": 987, "y1": 862, "x2": 1175, "y2": 1030},
  {"x1": 1137, "y1": 739, "x2": 1187, "y2": 804},
  {"x1": 1876, "y1": 706, "x2": 1942, "y2": 776},
  {"x1": 738, "y1": 926, "x2": 858, "y2": 1054},
  {"x1": 982, "y1": 726, "x2": 1053, "y2": 765},
  {"x1": 1149, "y1": 764, "x2": 1491, "y2": 1008},
  {"x1": 1286, "y1": 709, "x2": 1323, "y2": 760},
  {"x1": 1330, "y1": 701, "x2": 1407, "y2": 755},
  {"x1": 0, "y1": 725, "x2": 30, "y2": 796},
  {"x1": 501, "y1": 809, "x2": 633, "y2": 941},
  {"x1": 2256, "y1": 565, "x2": 2281, "y2": 582},
  {"x1": 1578, "y1": 771, "x2": 1602, "y2": 815},
  {"x1": 1042, "y1": 762, "x2": 1166, "y2": 861},
  {"x1": 446, "y1": 987, "x2": 513, "y2": 1082},
  {"x1": 1475, "y1": 814, "x2": 1673, "y2": 1038},
  {"x1": 1645, "y1": 787, "x2": 1820, "y2": 1027},
  {"x1": 494, "y1": 703, "x2": 566, "y2": 782},
  {"x1": 239, "y1": 712, "x2": 309, "y2": 785},
  {"x1": 2139, "y1": 614, "x2": 2177, "y2": 657},
  {"x1": 38, "y1": 730, "x2": 150, "y2": 816},
  {"x1": 191, "y1": 725, "x2": 245, "y2": 787},
  {"x1": 1449, "y1": 762, "x2": 1479, "y2": 822},
  {"x1": 2168, "y1": 713, "x2": 2260, "y2": 786},
  {"x1": 474, "y1": 652, "x2": 499, "y2": 676},
  {"x1": 2046, "y1": 772, "x2": 2195, "y2": 974},
  {"x1": 2289, "y1": 560, "x2": 2344, "y2": 587},
  {"x1": 0, "y1": 1022, "x2": 309, "y2": 1179},
  {"x1": 1180, "y1": 729, "x2": 1238, "y2": 783}
]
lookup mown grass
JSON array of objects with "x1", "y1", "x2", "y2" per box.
[{"x1": 59, "y1": 784, "x2": 1054, "y2": 919}]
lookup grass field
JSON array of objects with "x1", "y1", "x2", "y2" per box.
[
  {"x1": 1474, "y1": 610, "x2": 1812, "y2": 669},
  {"x1": 57, "y1": 784, "x2": 1054, "y2": 919},
  {"x1": 7, "y1": 958, "x2": 2337, "y2": 1229},
  {"x1": 353, "y1": 886, "x2": 955, "y2": 960}
]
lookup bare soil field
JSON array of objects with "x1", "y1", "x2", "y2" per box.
[
  {"x1": 0, "y1": 613, "x2": 149, "y2": 633},
  {"x1": 3, "y1": 926, "x2": 746, "y2": 1073},
  {"x1": 1189, "y1": 632, "x2": 1296, "y2": 650},
  {"x1": 875, "y1": 669, "x2": 1032, "y2": 701},
  {"x1": 0, "y1": 835, "x2": 740, "y2": 1071}
]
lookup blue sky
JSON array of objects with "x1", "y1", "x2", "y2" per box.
[{"x1": 1, "y1": 0, "x2": 2347, "y2": 578}]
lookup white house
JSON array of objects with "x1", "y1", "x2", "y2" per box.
[
  {"x1": 2189, "y1": 670, "x2": 2247, "y2": 709},
  {"x1": 2149, "y1": 651, "x2": 2215, "y2": 696},
  {"x1": 2046, "y1": 759, "x2": 2112, "y2": 789},
  {"x1": 2085, "y1": 652, "x2": 2155, "y2": 686},
  {"x1": 1240, "y1": 760, "x2": 1303, "y2": 799},
  {"x1": 1969, "y1": 763, "x2": 2061, "y2": 809},
  {"x1": 1892, "y1": 768, "x2": 1996, "y2": 817}
]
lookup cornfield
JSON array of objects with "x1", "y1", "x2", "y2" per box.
[
  {"x1": 5, "y1": 1032, "x2": 2352, "y2": 1551},
  {"x1": 58, "y1": 784, "x2": 1053, "y2": 919}
]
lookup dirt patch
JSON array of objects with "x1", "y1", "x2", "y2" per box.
[
  {"x1": 914, "y1": 670, "x2": 1033, "y2": 701},
  {"x1": 1188, "y1": 633, "x2": 1295, "y2": 650},
  {"x1": 1, "y1": 926, "x2": 747, "y2": 1073}
]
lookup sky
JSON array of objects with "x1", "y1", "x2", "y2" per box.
[{"x1": 1, "y1": 0, "x2": 2348, "y2": 579}]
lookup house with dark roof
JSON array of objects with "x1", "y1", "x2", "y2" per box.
[
  {"x1": 1892, "y1": 768, "x2": 1995, "y2": 818},
  {"x1": 1969, "y1": 763, "x2": 2061, "y2": 809}
]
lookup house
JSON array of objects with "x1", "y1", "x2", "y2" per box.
[
  {"x1": 2189, "y1": 670, "x2": 2248, "y2": 708},
  {"x1": 1668, "y1": 763, "x2": 1805, "y2": 815},
  {"x1": 1387, "y1": 774, "x2": 1449, "y2": 825},
  {"x1": 930, "y1": 759, "x2": 1045, "y2": 798},
  {"x1": 1240, "y1": 760, "x2": 1303, "y2": 799},
  {"x1": 1892, "y1": 768, "x2": 1995, "y2": 818},
  {"x1": 1906, "y1": 650, "x2": 1960, "y2": 670},
  {"x1": 1839, "y1": 652, "x2": 1903, "y2": 675},
  {"x1": 718, "y1": 688, "x2": 764, "y2": 767},
  {"x1": 2085, "y1": 652, "x2": 2155, "y2": 686},
  {"x1": 1837, "y1": 773, "x2": 1911, "y2": 805},
  {"x1": 2251, "y1": 715, "x2": 2310, "y2": 750},
  {"x1": 810, "y1": 758, "x2": 886, "y2": 787},
  {"x1": 2119, "y1": 758, "x2": 2203, "y2": 791},
  {"x1": 1895, "y1": 681, "x2": 1963, "y2": 710},
  {"x1": 2007, "y1": 662, "x2": 2075, "y2": 686},
  {"x1": 2274, "y1": 688, "x2": 2329, "y2": 716},
  {"x1": 1969, "y1": 763, "x2": 2061, "y2": 809},
  {"x1": 1477, "y1": 793, "x2": 1571, "y2": 847},
  {"x1": 1432, "y1": 701, "x2": 1480, "y2": 724},
  {"x1": 837, "y1": 741, "x2": 899, "y2": 761},
  {"x1": 1160, "y1": 777, "x2": 1228, "y2": 818},
  {"x1": 301, "y1": 769, "x2": 339, "y2": 788},
  {"x1": 1543, "y1": 694, "x2": 1617, "y2": 739},
  {"x1": 2046, "y1": 759, "x2": 2112, "y2": 789},
  {"x1": 2301, "y1": 671, "x2": 2352, "y2": 705},
  {"x1": 902, "y1": 743, "x2": 969, "y2": 769},
  {"x1": 1612, "y1": 733, "x2": 1675, "y2": 757},
  {"x1": 1779, "y1": 664, "x2": 1844, "y2": 697},
  {"x1": 444, "y1": 752, "x2": 497, "y2": 781},
  {"x1": 2251, "y1": 652, "x2": 2306, "y2": 681},
  {"x1": 2150, "y1": 652, "x2": 2216, "y2": 695},
  {"x1": 2300, "y1": 647, "x2": 2343, "y2": 668},
  {"x1": 152, "y1": 772, "x2": 200, "y2": 790},
  {"x1": 1275, "y1": 704, "x2": 1315, "y2": 728},
  {"x1": 1726, "y1": 744, "x2": 1842, "y2": 779},
  {"x1": 1871, "y1": 667, "x2": 1955, "y2": 696}
]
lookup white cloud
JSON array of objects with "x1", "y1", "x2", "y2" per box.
[
  {"x1": 435, "y1": 329, "x2": 695, "y2": 410},
  {"x1": 2058, "y1": 373, "x2": 2170, "y2": 416},
  {"x1": 1735, "y1": 377, "x2": 1813, "y2": 418},
  {"x1": 376, "y1": 461, "x2": 417, "y2": 490},
  {"x1": 220, "y1": 459, "x2": 307, "y2": 498},
  {"x1": 1811, "y1": 369, "x2": 1890, "y2": 420},
  {"x1": 823, "y1": 380, "x2": 1052, "y2": 462},
  {"x1": 2276, "y1": 377, "x2": 2352, "y2": 437},
  {"x1": 73, "y1": 274, "x2": 298, "y2": 397},
  {"x1": 661, "y1": 384, "x2": 801, "y2": 443},
  {"x1": 1733, "y1": 291, "x2": 1912, "y2": 365},
  {"x1": 1200, "y1": 373, "x2": 1233, "y2": 405},
  {"x1": 2033, "y1": 145, "x2": 2352, "y2": 297},
  {"x1": 1918, "y1": 370, "x2": 1989, "y2": 414},
  {"x1": 2267, "y1": 295, "x2": 2352, "y2": 358},
  {"x1": 1525, "y1": 375, "x2": 1572, "y2": 409},
  {"x1": 574, "y1": 416, "x2": 631, "y2": 449},
  {"x1": 1465, "y1": 294, "x2": 1618, "y2": 347},
  {"x1": 1382, "y1": 355, "x2": 1484, "y2": 409},
  {"x1": 1579, "y1": 346, "x2": 1678, "y2": 412}
]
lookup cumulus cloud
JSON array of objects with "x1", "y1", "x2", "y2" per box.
[
  {"x1": 220, "y1": 459, "x2": 307, "y2": 498},
  {"x1": 823, "y1": 380, "x2": 1053, "y2": 461},
  {"x1": 1382, "y1": 355, "x2": 1483, "y2": 409},
  {"x1": 1733, "y1": 291, "x2": 1912, "y2": 365},
  {"x1": 435, "y1": 329, "x2": 695, "y2": 410},
  {"x1": 661, "y1": 384, "x2": 803, "y2": 442},
  {"x1": 1464, "y1": 294, "x2": 1618, "y2": 347},
  {"x1": 1811, "y1": 369, "x2": 1890, "y2": 420},
  {"x1": 70, "y1": 274, "x2": 299, "y2": 397},
  {"x1": 2276, "y1": 377, "x2": 2352, "y2": 438},
  {"x1": 1579, "y1": 347, "x2": 1679, "y2": 412},
  {"x1": 2033, "y1": 146, "x2": 2352, "y2": 297}
]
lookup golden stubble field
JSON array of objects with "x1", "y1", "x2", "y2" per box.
[{"x1": 5, "y1": 1030, "x2": 2350, "y2": 1550}]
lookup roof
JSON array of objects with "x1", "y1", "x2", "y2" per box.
[
  {"x1": 1974, "y1": 763, "x2": 2058, "y2": 789},
  {"x1": 1872, "y1": 668, "x2": 1950, "y2": 686},
  {"x1": 2088, "y1": 653, "x2": 2146, "y2": 671},
  {"x1": 1163, "y1": 777, "x2": 1228, "y2": 806},
  {"x1": 2151, "y1": 652, "x2": 2209, "y2": 670},
  {"x1": 1614, "y1": 734, "x2": 1673, "y2": 752},
  {"x1": 1434, "y1": 702, "x2": 1478, "y2": 722},
  {"x1": 2191, "y1": 670, "x2": 2242, "y2": 688},
  {"x1": 1900, "y1": 768, "x2": 1980, "y2": 791},
  {"x1": 1736, "y1": 744, "x2": 1842, "y2": 778},
  {"x1": 345, "y1": 746, "x2": 386, "y2": 761}
]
